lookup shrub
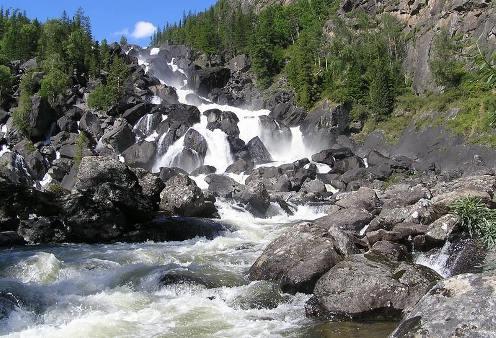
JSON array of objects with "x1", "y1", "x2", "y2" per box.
[
  {"x1": 430, "y1": 29, "x2": 466, "y2": 89},
  {"x1": 451, "y1": 197, "x2": 496, "y2": 248},
  {"x1": 74, "y1": 132, "x2": 89, "y2": 166},
  {"x1": 12, "y1": 92, "x2": 31, "y2": 135},
  {"x1": 87, "y1": 84, "x2": 114, "y2": 110}
]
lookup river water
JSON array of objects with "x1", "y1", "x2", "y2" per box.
[{"x1": 0, "y1": 48, "x2": 397, "y2": 337}]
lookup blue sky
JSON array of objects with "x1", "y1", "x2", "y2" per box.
[{"x1": 0, "y1": 0, "x2": 218, "y2": 45}]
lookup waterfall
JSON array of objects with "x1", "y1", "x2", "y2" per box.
[{"x1": 415, "y1": 241, "x2": 453, "y2": 278}]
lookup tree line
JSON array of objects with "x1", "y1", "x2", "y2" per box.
[{"x1": 152, "y1": 0, "x2": 407, "y2": 121}]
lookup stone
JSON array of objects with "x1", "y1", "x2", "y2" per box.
[
  {"x1": 159, "y1": 174, "x2": 217, "y2": 218},
  {"x1": 316, "y1": 208, "x2": 374, "y2": 232},
  {"x1": 335, "y1": 187, "x2": 380, "y2": 211},
  {"x1": 306, "y1": 254, "x2": 441, "y2": 320},
  {"x1": 246, "y1": 137, "x2": 272, "y2": 164},
  {"x1": 249, "y1": 221, "x2": 357, "y2": 294},
  {"x1": 390, "y1": 272, "x2": 496, "y2": 338},
  {"x1": 122, "y1": 141, "x2": 156, "y2": 170}
]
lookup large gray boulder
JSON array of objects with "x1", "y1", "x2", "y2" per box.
[
  {"x1": 246, "y1": 137, "x2": 272, "y2": 164},
  {"x1": 306, "y1": 254, "x2": 441, "y2": 320},
  {"x1": 390, "y1": 272, "x2": 496, "y2": 338},
  {"x1": 249, "y1": 221, "x2": 358, "y2": 294},
  {"x1": 159, "y1": 174, "x2": 217, "y2": 218},
  {"x1": 122, "y1": 141, "x2": 156, "y2": 170},
  {"x1": 100, "y1": 118, "x2": 135, "y2": 153}
]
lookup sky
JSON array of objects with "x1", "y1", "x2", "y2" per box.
[{"x1": 0, "y1": 0, "x2": 218, "y2": 45}]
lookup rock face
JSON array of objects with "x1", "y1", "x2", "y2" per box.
[
  {"x1": 159, "y1": 174, "x2": 217, "y2": 218},
  {"x1": 249, "y1": 222, "x2": 358, "y2": 294},
  {"x1": 391, "y1": 272, "x2": 496, "y2": 338},
  {"x1": 306, "y1": 254, "x2": 441, "y2": 320}
]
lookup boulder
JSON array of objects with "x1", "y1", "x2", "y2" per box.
[
  {"x1": 300, "y1": 101, "x2": 350, "y2": 147},
  {"x1": 269, "y1": 101, "x2": 306, "y2": 127},
  {"x1": 0, "y1": 231, "x2": 26, "y2": 247},
  {"x1": 132, "y1": 168, "x2": 164, "y2": 204},
  {"x1": 183, "y1": 129, "x2": 208, "y2": 158},
  {"x1": 391, "y1": 272, "x2": 496, "y2": 338},
  {"x1": 249, "y1": 222, "x2": 358, "y2": 294},
  {"x1": 163, "y1": 104, "x2": 201, "y2": 126},
  {"x1": 149, "y1": 84, "x2": 179, "y2": 104},
  {"x1": 425, "y1": 214, "x2": 459, "y2": 243},
  {"x1": 246, "y1": 137, "x2": 272, "y2": 164},
  {"x1": 206, "y1": 174, "x2": 243, "y2": 198},
  {"x1": 122, "y1": 141, "x2": 156, "y2": 170},
  {"x1": 335, "y1": 187, "x2": 380, "y2": 211},
  {"x1": 57, "y1": 115, "x2": 78, "y2": 133},
  {"x1": 159, "y1": 174, "x2": 217, "y2": 217},
  {"x1": 300, "y1": 179, "x2": 327, "y2": 194},
  {"x1": 79, "y1": 111, "x2": 103, "y2": 141},
  {"x1": 190, "y1": 67, "x2": 231, "y2": 96},
  {"x1": 316, "y1": 208, "x2": 374, "y2": 232},
  {"x1": 134, "y1": 113, "x2": 162, "y2": 138},
  {"x1": 311, "y1": 147, "x2": 354, "y2": 166},
  {"x1": 233, "y1": 182, "x2": 270, "y2": 217},
  {"x1": 122, "y1": 102, "x2": 150, "y2": 125},
  {"x1": 205, "y1": 109, "x2": 240, "y2": 138},
  {"x1": 100, "y1": 118, "x2": 135, "y2": 153},
  {"x1": 306, "y1": 254, "x2": 441, "y2": 320},
  {"x1": 27, "y1": 95, "x2": 57, "y2": 141}
]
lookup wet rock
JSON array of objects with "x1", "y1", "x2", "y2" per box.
[
  {"x1": 232, "y1": 281, "x2": 288, "y2": 310},
  {"x1": 312, "y1": 147, "x2": 354, "y2": 166},
  {"x1": 205, "y1": 109, "x2": 240, "y2": 138},
  {"x1": 132, "y1": 168, "x2": 164, "y2": 204},
  {"x1": 390, "y1": 272, "x2": 496, "y2": 338},
  {"x1": 249, "y1": 222, "x2": 358, "y2": 294},
  {"x1": 171, "y1": 148, "x2": 203, "y2": 173},
  {"x1": 0, "y1": 152, "x2": 34, "y2": 186},
  {"x1": 306, "y1": 254, "x2": 441, "y2": 320},
  {"x1": 300, "y1": 101, "x2": 350, "y2": 147},
  {"x1": 246, "y1": 137, "x2": 272, "y2": 164},
  {"x1": 269, "y1": 101, "x2": 306, "y2": 127},
  {"x1": 134, "y1": 113, "x2": 162, "y2": 138},
  {"x1": 258, "y1": 115, "x2": 292, "y2": 151},
  {"x1": 132, "y1": 216, "x2": 226, "y2": 242},
  {"x1": 190, "y1": 67, "x2": 231, "y2": 96},
  {"x1": 183, "y1": 129, "x2": 208, "y2": 159},
  {"x1": 206, "y1": 174, "x2": 243, "y2": 198},
  {"x1": 149, "y1": 84, "x2": 179, "y2": 104},
  {"x1": 13, "y1": 140, "x2": 47, "y2": 180},
  {"x1": 228, "y1": 54, "x2": 251, "y2": 73},
  {"x1": 233, "y1": 182, "x2": 270, "y2": 217},
  {"x1": 163, "y1": 103, "x2": 201, "y2": 126},
  {"x1": 57, "y1": 115, "x2": 78, "y2": 133},
  {"x1": 122, "y1": 102, "x2": 151, "y2": 125},
  {"x1": 332, "y1": 156, "x2": 364, "y2": 174},
  {"x1": 159, "y1": 174, "x2": 217, "y2": 217},
  {"x1": 18, "y1": 216, "x2": 66, "y2": 243},
  {"x1": 300, "y1": 179, "x2": 326, "y2": 194},
  {"x1": 122, "y1": 141, "x2": 156, "y2": 170}
]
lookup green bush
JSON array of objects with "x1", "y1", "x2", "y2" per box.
[
  {"x1": 87, "y1": 84, "x2": 114, "y2": 110},
  {"x1": 12, "y1": 92, "x2": 31, "y2": 135},
  {"x1": 451, "y1": 197, "x2": 496, "y2": 248},
  {"x1": 430, "y1": 29, "x2": 466, "y2": 88},
  {"x1": 74, "y1": 132, "x2": 89, "y2": 166}
]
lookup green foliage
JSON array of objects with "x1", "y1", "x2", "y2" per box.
[
  {"x1": 12, "y1": 91, "x2": 31, "y2": 135},
  {"x1": 451, "y1": 197, "x2": 496, "y2": 248},
  {"x1": 40, "y1": 53, "x2": 70, "y2": 104},
  {"x1": 119, "y1": 35, "x2": 128, "y2": 45},
  {"x1": 0, "y1": 64, "x2": 12, "y2": 105},
  {"x1": 368, "y1": 59, "x2": 396, "y2": 121},
  {"x1": 88, "y1": 55, "x2": 130, "y2": 110},
  {"x1": 74, "y1": 132, "x2": 89, "y2": 166},
  {"x1": 430, "y1": 29, "x2": 466, "y2": 89}
]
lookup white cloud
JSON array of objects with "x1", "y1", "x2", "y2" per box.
[{"x1": 131, "y1": 21, "x2": 157, "y2": 39}]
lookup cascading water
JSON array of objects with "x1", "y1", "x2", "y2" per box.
[{"x1": 0, "y1": 48, "x2": 398, "y2": 338}]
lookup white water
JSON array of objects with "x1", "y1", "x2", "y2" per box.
[
  {"x1": 415, "y1": 241, "x2": 453, "y2": 278},
  {"x1": 0, "y1": 201, "x2": 328, "y2": 337}
]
